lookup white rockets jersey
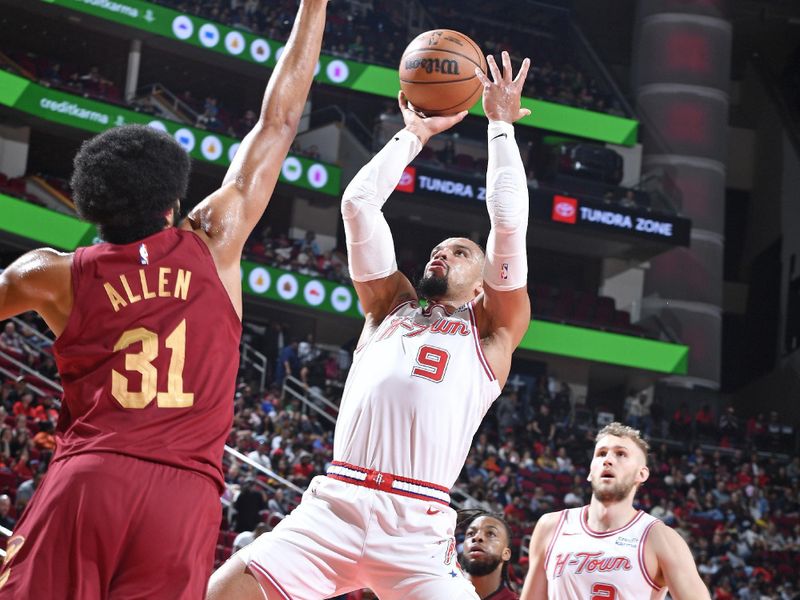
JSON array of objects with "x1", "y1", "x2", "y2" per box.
[
  {"x1": 545, "y1": 506, "x2": 667, "y2": 600},
  {"x1": 333, "y1": 300, "x2": 501, "y2": 488}
]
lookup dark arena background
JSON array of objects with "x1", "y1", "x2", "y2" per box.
[{"x1": 0, "y1": 0, "x2": 799, "y2": 597}]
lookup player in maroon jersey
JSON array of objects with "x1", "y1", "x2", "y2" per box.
[
  {"x1": 0, "y1": 1, "x2": 329, "y2": 598},
  {"x1": 462, "y1": 512, "x2": 520, "y2": 600}
]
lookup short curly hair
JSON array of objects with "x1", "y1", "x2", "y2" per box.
[
  {"x1": 596, "y1": 422, "x2": 650, "y2": 462},
  {"x1": 71, "y1": 125, "x2": 191, "y2": 244}
]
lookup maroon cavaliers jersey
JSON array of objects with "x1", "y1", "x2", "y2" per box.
[
  {"x1": 52, "y1": 228, "x2": 241, "y2": 492},
  {"x1": 485, "y1": 584, "x2": 519, "y2": 600}
]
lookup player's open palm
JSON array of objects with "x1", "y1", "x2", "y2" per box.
[
  {"x1": 476, "y1": 51, "x2": 531, "y2": 123},
  {"x1": 398, "y1": 91, "x2": 468, "y2": 144}
]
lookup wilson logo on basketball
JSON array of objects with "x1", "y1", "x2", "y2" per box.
[
  {"x1": 405, "y1": 58, "x2": 460, "y2": 76},
  {"x1": 552, "y1": 195, "x2": 578, "y2": 224}
]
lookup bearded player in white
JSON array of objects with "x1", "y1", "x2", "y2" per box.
[
  {"x1": 207, "y1": 51, "x2": 532, "y2": 600},
  {"x1": 520, "y1": 422, "x2": 710, "y2": 600}
]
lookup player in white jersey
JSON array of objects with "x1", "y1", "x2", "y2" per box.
[
  {"x1": 207, "y1": 51, "x2": 532, "y2": 600},
  {"x1": 520, "y1": 423, "x2": 710, "y2": 600}
]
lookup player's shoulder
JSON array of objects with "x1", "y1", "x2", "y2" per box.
[
  {"x1": 643, "y1": 518, "x2": 685, "y2": 552},
  {"x1": 531, "y1": 510, "x2": 565, "y2": 544},
  {"x1": 8, "y1": 248, "x2": 73, "y2": 278}
]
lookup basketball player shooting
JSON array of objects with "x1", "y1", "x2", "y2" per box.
[
  {"x1": 0, "y1": 1, "x2": 328, "y2": 597},
  {"x1": 207, "y1": 51, "x2": 532, "y2": 600},
  {"x1": 520, "y1": 423, "x2": 710, "y2": 600}
]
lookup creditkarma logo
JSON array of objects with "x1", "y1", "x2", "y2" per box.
[
  {"x1": 39, "y1": 98, "x2": 109, "y2": 125},
  {"x1": 74, "y1": 0, "x2": 138, "y2": 18}
]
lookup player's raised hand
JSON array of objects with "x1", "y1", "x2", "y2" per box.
[
  {"x1": 476, "y1": 51, "x2": 531, "y2": 124},
  {"x1": 398, "y1": 91, "x2": 468, "y2": 146}
]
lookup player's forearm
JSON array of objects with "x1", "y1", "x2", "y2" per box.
[
  {"x1": 258, "y1": 0, "x2": 328, "y2": 130},
  {"x1": 341, "y1": 130, "x2": 422, "y2": 282},
  {"x1": 484, "y1": 121, "x2": 529, "y2": 290}
]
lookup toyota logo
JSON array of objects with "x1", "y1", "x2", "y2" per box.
[
  {"x1": 399, "y1": 171, "x2": 414, "y2": 186},
  {"x1": 555, "y1": 201, "x2": 575, "y2": 218}
]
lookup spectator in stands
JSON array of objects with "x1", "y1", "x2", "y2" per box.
[
  {"x1": 12, "y1": 392, "x2": 36, "y2": 419},
  {"x1": 528, "y1": 403, "x2": 555, "y2": 445},
  {"x1": 233, "y1": 478, "x2": 267, "y2": 533},
  {"x1": 230, "y1": 109, "x2": 258, "y2": 138},
  {"x1": 555, "y1": 447, "x2": 573, "y2": 474},
  {"x1": 0, "y1": 493, "x2": 15, "y2": 530},
  {"x1": 247, "y1": 439, "x2": 272, "y2": 471},
  {"x1": 32, "y1": 396, "x2": 58, "y2": 423},
  {"x1": 40, "y1": 61, "x2": 64, "y2": 87},
  {"x1": 267, "y1": 487, "x2": 289, "y2": 518},
  {"x1": 232, "y1": 521, "x2": 271, "y2": 555},
  {"x1": 719, "y1": 406, "x2": 741, "y2": 444},
  {"x1": 0, "y1": 322, "x2": 35, "y2": 363},
  {"x1": 197, "y1": 96, "x2": 221, "y2": 130},
  {"x1": 695, "y1": 403, "x2": 715, "y2": 439},
  {"x1": 296, "y1": 231, "x2": 322, "y2": 258},
  {"x1": 563, "y1": 485, "x2": 583, "y2": 508},
  {"x1": 274, "y1": 339, "x2": 300, "y2": 387},
  {"x1": 535, "y1": 446, "x2": 558, "y2": 473},
  {"x1": 79, "y1": 66, "x2": 112, "y2": 99},
  {"x1": 32, "y1": 420, "x2": 56, "y2": 453},
  {"x1": 671, "y1": 401, "x2": 693, "y2": 441}
]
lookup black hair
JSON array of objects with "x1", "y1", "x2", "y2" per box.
[
  {"x1": 71, "y1": 125, "x2": 190, "y2": 244},
  {"x1": 457, "y1": 509, "x2": 515, "y2": 589}
]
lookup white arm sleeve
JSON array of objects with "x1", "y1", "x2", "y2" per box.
[
  {"x1": 341, "y1": 129, "x2": 422, "y2": 282},
  {"x1": 483, "y1": 121, "x2": 529, "y2": 291}
]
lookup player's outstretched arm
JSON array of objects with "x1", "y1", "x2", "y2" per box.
[
  {"x1": 182, "y1": 0, "x2": 328, "y2": 310},
  {"x1": 0, "y1": 249, "x2": 73, "y2": 335},
  {"x1": 648, "y1": 523, "x2": 711, "y2": 600},
  {"x1": 472, "y1": 52, "x2": 532, "y2": 383},
  {"x1": 519, "y1": 511, "x2": 559, "y2": 600},
  {"x1": 343, "y1": 92, "x2": 467, "y2": 325}
]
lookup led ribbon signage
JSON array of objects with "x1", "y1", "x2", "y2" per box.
[
  {"x1": 0, "y1": 193, "x2": 688, "y2": 374},
  {"x1": 39, "y1": 0, "x2": 639, "y2": 146},
  {"x1": 0, "y1": 70, "x2": 341, "y2": 196}
]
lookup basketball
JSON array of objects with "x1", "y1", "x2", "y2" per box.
[{"x1": 399, "y1": 29, "x2": 487, "y2": 116}]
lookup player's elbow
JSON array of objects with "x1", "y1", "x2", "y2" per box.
[{"x1": 341, "y1": 181, "x2": 377, "y2": 219}]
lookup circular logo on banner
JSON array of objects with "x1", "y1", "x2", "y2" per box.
[
  {"x1": 331, "y1": 286, "x2": 353, "y2": 313},
  {"x1": 281, "y1": 157, "x2": 303, "y2": 182},
  {"x1": 276, "y1": 274, "x2": 299, "y2": 300},
  {"x1": 147, "y1": 120, "x2": 168, "y2": 132},
  {"x1": 250, "y1": 38, "x2": 271, "y2": 63},
  {"x1": 248, "y1": 267, "x2": 271, "y2": 294},
  {"x1": 200, "y1": 136, "x2": 223, "y2": 161},
  {"x1": 174, "y1": 128, "x2": 195, "y2": 152},
  {"x1": 304, "y1": 280, "x2": 326, "y2": 306},
  {"x1": 275, "y1": 46, "x2": 285, "y2": 62},
  {"x1": 326, "y1": 60, "x2": 350, "y2": 84},
  {"x1": 172, "y1": 16, "x2": 194, "y2": 40},
  {"x1": 228, "y1": 142, "x2": 240, "y2": 163},
  {"x1": 357, "y1": 300, "x2": 365, "y2": 317},
  {"x1": 306, "y1": 164, "x2": 328, "y2": 189},
  {"x1": 199, "y1": 23, "x2": 220, "y2": 48},
  {"x1": 554, "y1": 201, "x2": 576, "y2": 218},
  {"x1": 225, "y1": 31, "x2": 246, "y2": 55},
  {"x1": 314, "y1": 60, "x2": 321, "y2": 76}
]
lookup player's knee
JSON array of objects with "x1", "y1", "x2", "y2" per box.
[{"x1": 206, "y1": 556, "x2": 263, "y2": 600}]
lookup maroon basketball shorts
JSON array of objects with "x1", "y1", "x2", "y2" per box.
[{"x1": 0, "y1": 452, "x2": 221, "y2": 599}]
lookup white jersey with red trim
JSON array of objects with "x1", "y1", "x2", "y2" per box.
[
  {"x1": 333, "y1": 300, "x2": 501, "y2": 489},
  {"x1": 544, "y1": 506, "x2": 667, "y2": 600}
]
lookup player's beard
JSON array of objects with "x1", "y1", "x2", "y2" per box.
[
  {"x1": 591, "y1": 473, "x2": 637, "y2": 503},
  {"x1": 462, "y1": 553, "x2": 504, "y2": 577},
  {"x1": 416, "y1": 273, "x2": 448, "y2": 300}
]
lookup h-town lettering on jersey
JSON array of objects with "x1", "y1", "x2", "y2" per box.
[
  {"x1": 552, "y1": 552, "x2": 633, "y2": 578},
  {"x1": 376, "y1": 313, "x2": 471, "y2": 341}
]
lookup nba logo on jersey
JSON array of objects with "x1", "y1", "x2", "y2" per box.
[
  {"x1": 139, "y1": 243, "x2": 149, "y2": 265},
  {"x1": 500, "y1": 263, "x2": 509, "y2": 280}
]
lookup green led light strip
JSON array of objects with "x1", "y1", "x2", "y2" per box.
[
  {"x1": 0, "y1": 194, "x2": 687, "y2": 373},
  {"x1": 0, "y1": 70, "x2": 341, "y2": 196},
  {"x1": 39, "y1": 0, "x2": 639, "y2": 146}
]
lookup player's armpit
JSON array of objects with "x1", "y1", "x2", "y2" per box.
[
  {"x1": 519, "y1": 511, "x2": 560, "y2": 600},
  {"x1": 648, "y1": 523, "x2": 711, "y2": 600},
  {"x1": 353, "y1": 273, "x2": 416, "y2": 326},
  {"x1": 0, "y1": 249, "x2": 73, "y2": 335}
]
